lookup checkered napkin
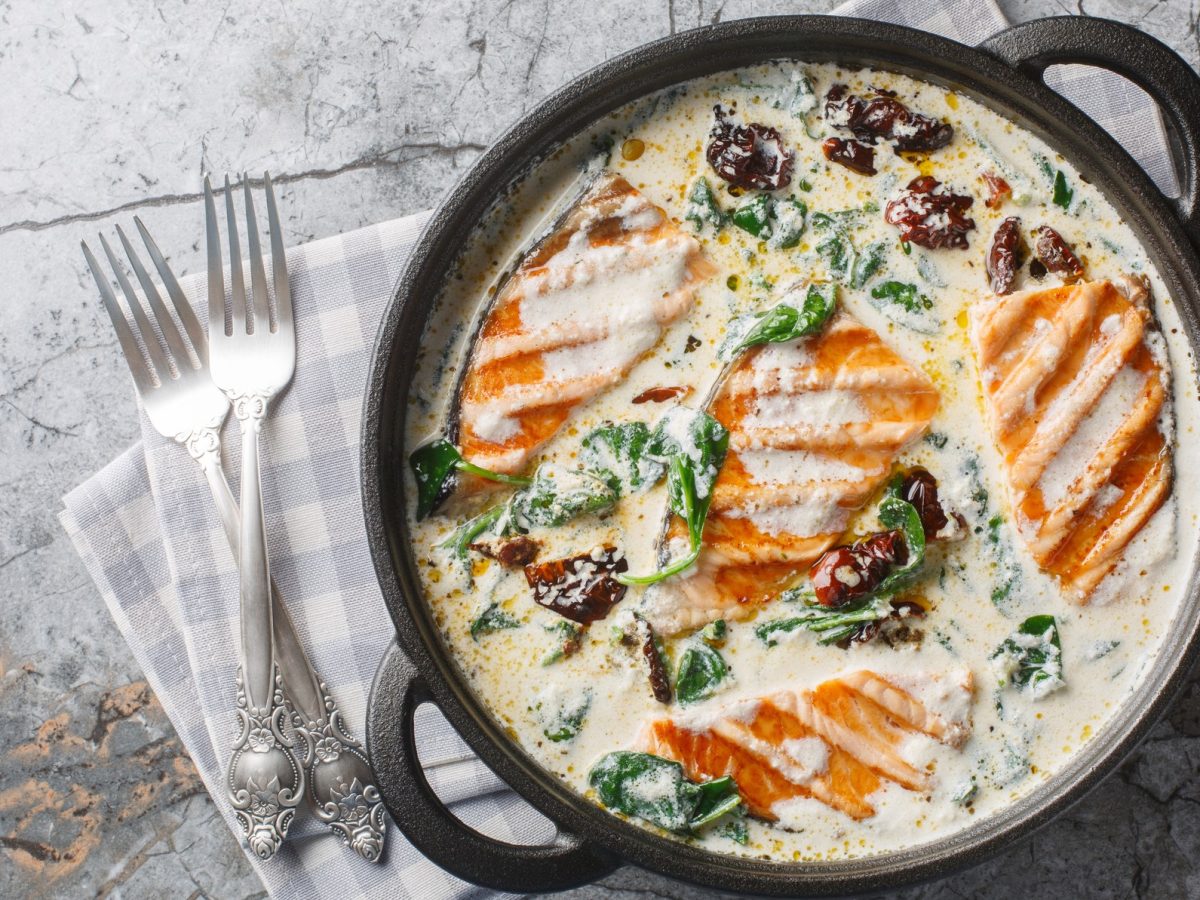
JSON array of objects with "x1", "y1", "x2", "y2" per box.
[{"x1": 59, "y1": 1, "x2": 1176, "y2": 896}]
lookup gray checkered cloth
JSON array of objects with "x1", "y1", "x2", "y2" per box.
[{"x1": 60, "y1": 1, "x2": 1176, "y2": 896}]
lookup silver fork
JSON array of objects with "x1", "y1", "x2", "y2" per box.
[{"x1": 82, "y1": 188, "x2": 385, "y2": 862}]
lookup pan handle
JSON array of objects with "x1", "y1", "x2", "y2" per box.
[
  {"x1": 365, "y1": 641, "x2": 618, "y2": 892},
  {"x1": 981, "y1": 16, "x2": 1200, "y2": 247}
]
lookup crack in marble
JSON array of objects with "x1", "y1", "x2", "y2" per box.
[{"x1": 0, "y1": 140, "x2": 485, "y2": 236}]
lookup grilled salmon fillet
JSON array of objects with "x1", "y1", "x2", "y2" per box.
[
  {"x1": 454, "y1": 172, "x2": 715, "y2": 477},
  {"x1": 970, "y1": 277, "x2": 1173, "y2": 600},
  {"x1": 642, "y1": 311, "x2": 939, "y2": 634},
  {"x1": 636, "y1": 669, "x2": 973, "y2": 822}
]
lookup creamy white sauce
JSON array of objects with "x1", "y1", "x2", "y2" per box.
[{"x1": 404, "y1": 61, "x2": 1200, "y2": 862}]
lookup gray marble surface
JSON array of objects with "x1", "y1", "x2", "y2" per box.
[{"x1": 2, "y1": 0, "x2": 1198, "y2": 896}]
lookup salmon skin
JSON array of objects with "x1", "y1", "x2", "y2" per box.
[
  {"x1": 449, "y1": 171, "x2": 714, "y2": 482},
  {"x1": 641, "y1": 310, "x2": 938, "y2": 635},
  {"x1": 970, "y1": 277, "x2": 1173, "y2": 600},
  {"x1": 636, "y1": 669, "x2": 973, "y2": 822}
]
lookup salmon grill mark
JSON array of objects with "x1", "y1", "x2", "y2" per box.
[
  {"x1": 636, "y1": 669, "x2": 973, "y2": 821},
  {"x1": 970, "y1": 277, "x2": 1173, "y2": 599}
]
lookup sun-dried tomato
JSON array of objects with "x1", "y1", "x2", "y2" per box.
[
  {"x1": 471, "y1": 535, "x2": 540, "y2": 567},
  {"x1": 891, "y1": 599, "x2": 927, "y2": 618},
  {"x1": 705, "y1": 106, "x2": 794, "y2": 191},
  {"x1": 822, "y1": 137, "x2": 877, "y2": 175},
  {"x1": 524, "y1": 546, "x2": 628, "y2": 624},
  {"x1": 639, "y1": 619, "x2": 672, "y2": 703},
  {"x1": 824, "y1": 84, "x2": 954, "y2": 152},
  {"x1": 809, "y1": 530, "x2": 908, "y2": 608},
  {"x1": 1034, "y1": 226, "x2": 1084, "y2": 282},
  {"x1": 981, "y1": 171, "x2": 1012, "y2": 209},
  {"x1": 884, "y1": 176, "x2": 975, "y2": 250},
  {"x1": 987, "y1": 216, "x2": 1023, "y2": 295},
  {"x1": 901, "y1": 467, "x2": 950, "y2": 536},
  {"x1": 632, "y1": 385, "x2": 690, "y2": 404}
]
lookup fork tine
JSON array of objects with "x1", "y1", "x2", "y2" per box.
[
  {"x1": 116, "y1": 223, "x2": 195, "y2": 373},
  {"x1": 135, "y1": 215, "x2": 208, "y2": 362},
  {"x1": 224, "y1": 174, "x2": 247, "y2": 335},
  {"x1": 82, "y1": 241, "x2": 156, "y2": 394},
  {"x1": 204, "y1": 175, "x2": 228, "y2": 338},
  {"x1": 263, "y1": 172, "x2": 292, "y2": 334},
  {"x1": 243, "y1": 175, "x2": 272, "y2": 333},
  {"x1": 99, "y1": 233, "x2": 175, "y2": 384}
]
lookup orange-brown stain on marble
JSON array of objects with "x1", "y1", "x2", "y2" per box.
[{"x1": 0, "y1": 678, "x2": 205, "y2": 897}]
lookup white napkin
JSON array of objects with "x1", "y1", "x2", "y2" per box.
[{"x1": 60, "y1": 1, "x2": 1178, "y2": 896}]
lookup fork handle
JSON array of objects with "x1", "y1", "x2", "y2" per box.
[
  {"x1": 234, "y1": 395, "x2": 275, "y2": 710},
  {"x1": 192, "y1": 429, "x2": 388, "y2": 861},
  {"x1": 192, "y1": 431, "x2": 324, "y2": 723}
]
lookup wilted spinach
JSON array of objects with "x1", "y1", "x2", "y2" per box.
[
  {"x1": 581, "y1": 421, "x2": 667, "y2": 496},
  {"x1": 756, "y1": 594, "x2": 893, "y2": 647},
  {"x1": 811, "y1": 211, "x2": 886, "y2": 288},
  {"x1": 730, "y1": 195, "x2": 807, "y2": 249},
  {"x1": 442, "y1": 464, "x2": 617, "y2": 575},
  {"x1": 870, "y1": 280, "x2": 932, "y2": 313},
  {"x1": 720, "y1": 282, "x2": 838, "y2": 360},
  {"x1": 539, "y1": 689, "x2": 592, "y2": 742},
  {"x1": 675, "y1": 642, "x2": 728, "y2": 705},
  {"x1": 617, "y1": 409, "x2": 729, "y2": 586},
  {"x1": 542, "y1": 620, "x2": 584, "y2": 666},
  {"x1": 685, "y1": 177, "x2": 725, "y2": 232},
  {"x1": 409, "y1": 437, "x2": 532, "y2": 520},
  {"x1": 470, "y1": 603, "x2": 520, "y2": 641},
  {"x1": 588, "y1": 751, "x2": 742, "y2": 833},
  {"x1": 991, "y1": 614, "x2": 1064, "y2": 699}
]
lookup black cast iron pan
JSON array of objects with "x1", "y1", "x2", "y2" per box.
[{"x1": 362, "y1": 15, "x2": 1200, "y2": 896}]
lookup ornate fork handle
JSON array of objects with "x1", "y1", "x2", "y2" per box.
[
  {"x1": 291, "y1": 684, "x2": 386, "y2": 862},
  {"x1": 228, "y1": 662, "x2": 304, "y2": 859},
  {"x1": 189, "y1": 426, "x2": 385, "y2": 861}
]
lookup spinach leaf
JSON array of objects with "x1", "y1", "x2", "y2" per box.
[
  {"x1": 731, "y1": 194, "x2": 773, "y2": 237},
  {"x1": 991, "y1": 614, "x2": 1064, "y2": 699},
  {"x1": 443, "y1": 464, "x2": 618, "y2": 579},
  {"x1": 581, "y1": 421, "x2": 667, "y2": 496},
  {"x1": 813, "y1": 212, "x2": 854, "y2": 282},
  {"x1": 617, "y1": 409, "x2": 730, "y2": 586},
  {"x1": 873, "y1": 483, "x2": 927, "y2": 597},
  {"x1": 539, "y1": 689, "x2": 592, "y2": 742},
  {"x1": 756, "y1": 594, "x2": 893, "y2": 646},
  {"x1": 508, "y1": 465, "x2": 617, "y2": 531},
  {"x1": 685, "y1": 177, "x2": 725, "y2": 232},
  {"x1": 409, "y1": 437, "x2": 532, "y2": 520},
  {"x1": 721, "y1": 818, "x2": 750, "y2": 845},
  {"x1": 769, "y1": 197, "x2": 808, "y2": 249},
  {"x1": 1035, "y1": 153, "x2": 1074, "y2": 212},
  {"x1": 812, "y1": 211, "x2": 885, "y2": 288},
  {"x1": 675, "y1": 642, "x2": 728, "y2": 704},
  {"x1": 915, "y1": 252, "x2": 945, "y2": 287},
  {"x1": 542, "y1": 620, "x2": 584, "y2": 666},
  {"x1": 787, "y1": 71, "x2": 818, "y2": 117},
  {"x1": 1052, "y1": 170, "x2": 1073, "y2": 210},
  {"x1": 720, "y1": 282, "x2": 838, "y2": 359},
  {"x1": 442, "y1": 505, "x2": 506, "y2": 578},
  {"x1": 588, "y1": 751, "x2": 743, "y2": 833},
  {"x1": 700, "y1": 619, "x2": 727, "y2": 645},
  {"x1": 688, "y1": 776, "x2": 741, "y2": 828},
  {"x1": 730, "y1": 195, "x2": 807, "y2": 248},
  {"x1": 951, "y1": 777, "x2": 978, "y2": 806},
  {"x1": 470, "y1": 603, "x2": 520, "y2": 641},
  {"x1": 870, "y1": 280, "x2": 932, "y2": 313},
  {"x1": 851, "y1": 239, "x2": 887, "y2": 289}
]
